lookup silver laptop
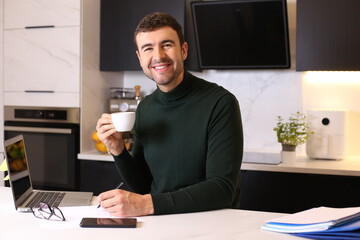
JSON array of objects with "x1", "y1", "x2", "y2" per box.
[{"x1": 4, "y1": 135, "x2": 93, "y2": 212}]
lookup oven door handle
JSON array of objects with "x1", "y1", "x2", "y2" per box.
[{"x1": 4, "y1": 126, "x2": 73, "y2": 134}]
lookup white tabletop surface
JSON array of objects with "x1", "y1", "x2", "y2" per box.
[{"x1": 0, "y1": 186, "x2": 304, "y2": 240}]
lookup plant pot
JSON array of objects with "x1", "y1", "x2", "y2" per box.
[
  {"x1": 282, "y1": 144, "x2": 296, "y2": 152},
  {"x1": 280, "y1": 144, "x2": 297, "y2": 163},
  {"x1": 281, "y1": 150, "x2": 296, "y2": 163}
]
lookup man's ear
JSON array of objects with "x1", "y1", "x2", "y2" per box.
[
  {"x1": 136, "y1": 50, "x2": 142, "y2": 66},
  {"x1": 182, "y1": 42, "x2": 188, "y2": 61}
]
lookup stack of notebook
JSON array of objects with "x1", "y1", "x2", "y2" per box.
[{"x1": 262, "y1": 206, "x2": 360, "y2": 240}]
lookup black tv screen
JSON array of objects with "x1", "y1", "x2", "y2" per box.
[{"x1": 191, "y1": 0, "x2": 291, "y2": 69}]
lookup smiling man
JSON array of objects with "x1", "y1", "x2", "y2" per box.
[
  {"x1": 135, "y1": 21, "x2": 187, "y2": 92},
  {"x1": 96, "y1": 12, "x2": 243, "y2": 217}
]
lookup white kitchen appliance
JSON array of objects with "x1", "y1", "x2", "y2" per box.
[
  {"x1": 306, "y1": 110, "x2": 360, "y2": 160},
  {"x1": 109, "y1": 86, "x2": 141, "y2": 113}
]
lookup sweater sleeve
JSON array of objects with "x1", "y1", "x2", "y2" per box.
[
  {"x1": 151, "y1": 93, "x2": 243, "y2": 215},
  {"x1": 112, "y1": 142, "x2": 153, "y2": 194}
]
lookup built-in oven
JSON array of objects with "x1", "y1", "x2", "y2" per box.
[{"x1": 4, "y1": 106, "x2": 80, "y2": 191}]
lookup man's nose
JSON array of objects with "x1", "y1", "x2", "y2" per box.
[{"x1": 154, "y1": 47, "x2": 166, "y2": 60}]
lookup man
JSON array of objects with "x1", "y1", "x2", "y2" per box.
[{"x1": 96, "y1": 12, "x2": 243, "y2": 217}]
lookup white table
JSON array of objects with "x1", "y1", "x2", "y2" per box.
[{"x1": 0, "y1": 187, "x2": 304, "y2": 240}]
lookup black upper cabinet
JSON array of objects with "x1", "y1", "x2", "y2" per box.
[
  {"x1": 296, "y1": 0, "x2": 360, "y2": 71},
  {"x1": 100, "y1": 0, "x2": 199, "y2": 71}
]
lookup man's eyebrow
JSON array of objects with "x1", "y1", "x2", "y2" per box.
[
  {"x1": 140, "y1": 43, "x2": 153, "y2": 50},
  {"x1": 140, "y1": 40, "x2": 176, "y2": 50},
  {"x1": 161, "y1": 39, "x2": 175, "y2": 45}
]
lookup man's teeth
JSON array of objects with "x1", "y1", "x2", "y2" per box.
[{"x1": 155, "y1": 65, "x2": 167, "y2": 70}]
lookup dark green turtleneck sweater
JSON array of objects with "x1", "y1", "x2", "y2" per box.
[{"x1": 113, "y1": 71, "x2": 243, "y2": 215}]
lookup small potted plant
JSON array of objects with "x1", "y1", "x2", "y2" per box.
[{"x1": 274, "y1": 111, "x2": 313, "y2": 152}]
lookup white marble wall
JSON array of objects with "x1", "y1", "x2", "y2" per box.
[
  {"x1": 120, "y1": 68, "x2": 303, "y2": 153},
  {"x1": 303, "y1": 72, "x2": 360, "y2": 112},
  {"x1": 120, "y1": 69, "x2": 360, "y2": 155},
  {"x1": 198, "y1": 70, "x2": 303, "y2": 152}
]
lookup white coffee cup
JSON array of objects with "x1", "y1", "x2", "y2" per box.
[{"x1": 111, "y1": 112, "x2": 135, "y2": 132}]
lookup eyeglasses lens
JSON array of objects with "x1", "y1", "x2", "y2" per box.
[{"x1": 32, "y1": 202, "x2": 65, "y2": 221}]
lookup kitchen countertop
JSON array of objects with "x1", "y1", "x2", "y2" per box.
[
  {"x1": 78, "y1": 151, "x2": 360, "y2": 177},
  {"x1": 241, "y1": 152, "x2": 360, "y2": 177},
  {"x1": 78, "y1": 150, "x2": 114, "y2": 161}
]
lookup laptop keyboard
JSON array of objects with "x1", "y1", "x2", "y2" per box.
[{"x1": 25, "y1": 192, "x2": 66, "y2": 208}]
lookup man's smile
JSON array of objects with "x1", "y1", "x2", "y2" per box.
[{"x1": 152, "y1": 63, "x2": 172, "y2": 72}]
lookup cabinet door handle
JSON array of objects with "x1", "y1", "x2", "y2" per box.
[
  {"x1": 25, "y1": 25, "x2": 55, "y2": 29},
  {"x1": 25, "y1": 90, "x2": 55, "y2": 93}
]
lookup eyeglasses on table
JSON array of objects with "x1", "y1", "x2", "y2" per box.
[{"x1": 30, "y1": 202, "x2": 66, "y2": 221}]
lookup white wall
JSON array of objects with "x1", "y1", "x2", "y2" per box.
[{"x1": 121, "y1": 68, "x2": 303, "y2": 153}]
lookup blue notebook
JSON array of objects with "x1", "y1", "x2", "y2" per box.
[
  {"x1": 292, "y1": 218, "x2": 360, "y2": 240},
  {"x1": 262, "y1": 206, "x2": 360, "y2": 239}
]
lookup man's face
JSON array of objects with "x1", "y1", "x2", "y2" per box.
[{"x1": 135, "y1": 26, "x2": 188, "y2": 92}]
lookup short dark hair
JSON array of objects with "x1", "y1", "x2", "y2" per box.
[{"x1": 134, "y1": 12, "x2": 185, "y2": 49}]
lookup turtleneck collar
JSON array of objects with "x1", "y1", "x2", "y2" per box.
[{"x1": 156, "y1": 71, "x2": 194, "y2": 104}]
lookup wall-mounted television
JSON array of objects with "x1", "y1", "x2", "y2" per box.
[{"x1": 191, "y1": 0, "x2": 291, "y2": 69}]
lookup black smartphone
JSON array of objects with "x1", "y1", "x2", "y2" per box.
[{"x1": 79, "y1": 217, "x2": 137, "y2": 228}]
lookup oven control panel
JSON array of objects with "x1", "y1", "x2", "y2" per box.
[
  {"x1": 4, "y1": 106, "x2": 79, "y2": 124},
  {"x1": 15, "y1": 109, "x2": 67, "y2": 120}
]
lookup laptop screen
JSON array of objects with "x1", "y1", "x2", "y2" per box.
[{"x1": 5, "y1": 136, "x2": 32, "y2": 201}]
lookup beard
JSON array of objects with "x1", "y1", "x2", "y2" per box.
[{"x1": 143, "y1": 57, "x2": 184, "y2": 88}]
